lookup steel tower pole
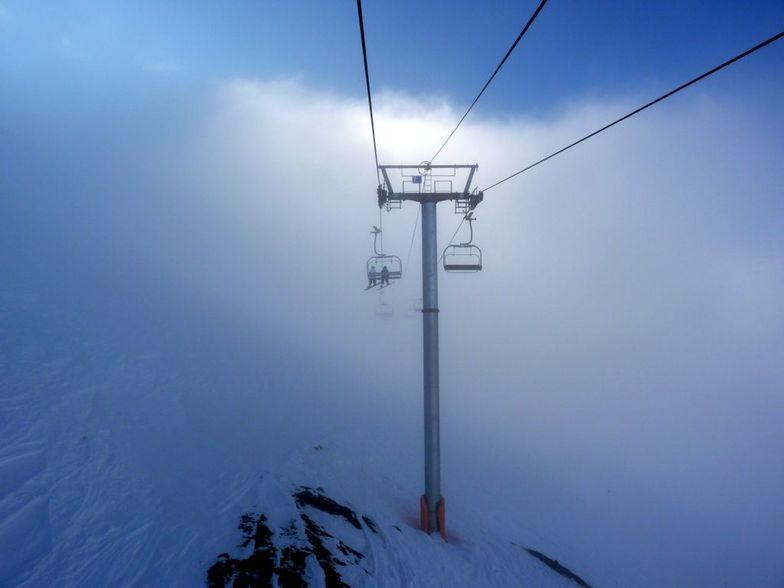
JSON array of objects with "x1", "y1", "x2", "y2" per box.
[
  {"x1": 420, "y1": 199, "x2": 443, "y2": 536},
  {"x1": 376, "y1": 163, "x2": 482, "y2": 539}
]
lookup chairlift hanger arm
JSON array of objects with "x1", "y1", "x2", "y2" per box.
[
  {"x1": 369, "y1": 225, "x2": 383, "y2": 255},
  {"x1": 461, "y1": 214, "x2": 475, "y2": 246}
]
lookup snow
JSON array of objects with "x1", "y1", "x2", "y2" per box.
[
  {"x1": 0, "y1": 269, "x2": 600, "y2": 587},
  {"x1": 0, "y1": 218, "x2": 781, "y2": 586}
]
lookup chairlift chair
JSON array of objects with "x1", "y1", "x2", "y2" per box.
[
  {"x1": 366, "y1": 255, "x2": 402, "y2": 282},
  {"x1": 366, "y1": 226, "x2": 402, "y2": 287},
  {"x1": 404, "y1": 297, "x2": 423, "y2": 319},
  {"x1": 375, "y1": 302, "x2": 394, "y2": 318},
  {"x1": 443, "y1": 245, "x2": 482, "y2": 272},
  {"x1": 375, "y1": 288, "x2": 394, "y2": 318},
  {"x1": 443, "y1": 212, "x2": 483, "y2": 273}
]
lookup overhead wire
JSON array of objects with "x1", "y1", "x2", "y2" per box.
[
  {"x1": 405, "y1": 206, "x2": 421, "y2": 274},
  {"x1": 440, "y1": 213, "x2": 469, "y2": 263},
  {"x1": 356, "y1": 0, "x2": 381, "y2": 187},
  {"x1": 430, "y1": 0, "x2": 549, "y2": 163},
  {"x1": 356, "y1": 0, "x2": 385, "y2": 250},
  {"x1": 482, "y1": 30, "x2": 784, "y2": 192},
  {"x1": 378, "y1": 202, "x2": 382, "y2": 256}
]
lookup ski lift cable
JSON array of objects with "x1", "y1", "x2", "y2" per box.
[
  {"x1": 429, "y1": 0, "x2": 549, "y2": 163},
  {"x1": 482, "y1": 30, "x2": 784, "y2": 193},
  {"x1": 355, "y1": 0, "x2": 381, "y2": 186},
  {"x1": 405, "y1": 205, "x2": 421, "y2": 274},
  {"x1": 439, "y1": 213, "x2": 469, "y2": 263}
]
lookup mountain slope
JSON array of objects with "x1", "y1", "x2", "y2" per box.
[{"x1": 0, "y1": 265, "x2": 597, "y2": 587}]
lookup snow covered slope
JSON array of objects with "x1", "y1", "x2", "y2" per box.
[
  {"x1": 205, "y1": 462, "x2": 594, "y2": 588},
  {"x1": 0, "y1": 251, "x2": 597, "y2": 587}
]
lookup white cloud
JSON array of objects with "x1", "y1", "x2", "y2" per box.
[
  {"x1": 179, "y1": 81, "x2": 784, "y2": 574},
  {"x1": 193, "y1": 79, "x2": 784, "y2": 353},
  {"x1": 7, "y1": 73, "x2": 780, "y2": 585}
]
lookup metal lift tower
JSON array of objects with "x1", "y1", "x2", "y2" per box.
[{"x1": 377, "y1": 162, "x2": 483, "y2": 539}]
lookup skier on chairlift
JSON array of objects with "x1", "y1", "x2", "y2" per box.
[
  {"x1": 381, "y1": 265, "x2": 390, "y2": 286},
  {"x1": 368, "y1": 265, "x2": 378, "y2": 288}
]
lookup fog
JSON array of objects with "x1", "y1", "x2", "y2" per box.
[{"x1": 2, "y1": 66, "x2": 783, "y2": 586}]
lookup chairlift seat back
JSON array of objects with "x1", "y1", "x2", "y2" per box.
[
  {"x1": 443, "y1": 244, "x2": 482, "y2": 273},
  {"x1": 375, "y1": 303, "x2": 394, "y2": 317},
  {"x1": 367, "y1": 254, "x2": 403, "y2": 280}
]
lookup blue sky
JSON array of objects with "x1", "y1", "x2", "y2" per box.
[{"x1": 2, "y1": 0, "x2": 782, "y2": 116}]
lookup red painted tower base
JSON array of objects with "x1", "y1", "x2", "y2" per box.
[{"x1": 419, "y1": 495, "x2": 447, "y2": 541}]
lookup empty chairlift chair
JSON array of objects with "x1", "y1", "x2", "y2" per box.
[
  {"x1": 375, "y1": 300, "x2": 394, "y2": 318},
  {"x1": 443, "y1": 212, "x2": 482, "y2": 273},
  {"x1": 443, "y1": 245, "x2": 482, "y2": 272}
]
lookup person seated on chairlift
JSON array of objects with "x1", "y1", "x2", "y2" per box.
[
  {"x1": 381, "y1": 265, "x2": 390, "y2": 286},
  {"x1": 368, "y1": 265, "x2": 377, "y2": 288}
]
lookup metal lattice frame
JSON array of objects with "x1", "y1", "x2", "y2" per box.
[{"x1": 377, "y1": 164, "x2": 483, "y2": 212}]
